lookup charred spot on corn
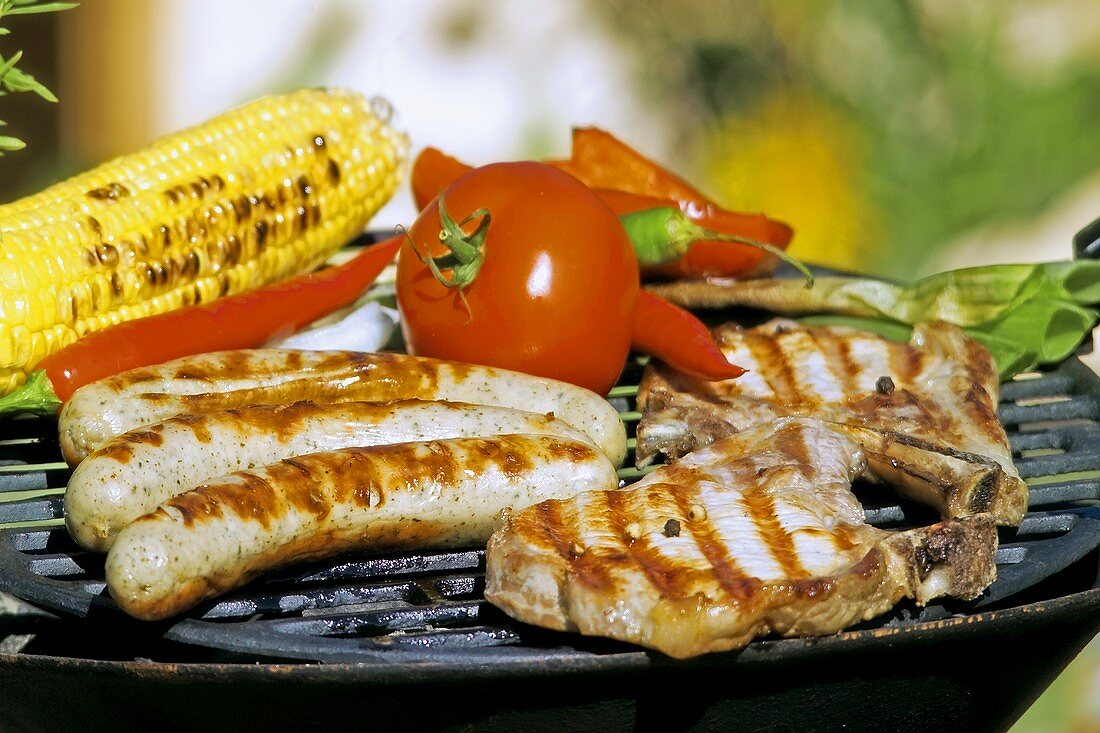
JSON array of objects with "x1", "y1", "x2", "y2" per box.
[{"x1": 86, "y1": 183, "x2": 131, "y2": 201}]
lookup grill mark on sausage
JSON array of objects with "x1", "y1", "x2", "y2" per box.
[
  {"x1": 123, "y1": 429, "x2": 165, "y2": 448},
  {"x1": 95, "y1": 441, "x2": 135, "y2": 464},
  {"x1": 407, "y1": 441, "x2": 463, "y2": 488},
  {"x1": 165, "y1": 413, "x2": 214, "y2": 443},
  {"x1": 279, "y1": 456, "x2": 333, "y2": 520}
]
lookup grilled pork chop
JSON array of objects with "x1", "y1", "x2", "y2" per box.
[
  {"x1": 485, "y1": 418, "x2": 997, "y2": 658},
  {"x1": 636, "y1": 320, "x2": 1027, "y2": 525}
]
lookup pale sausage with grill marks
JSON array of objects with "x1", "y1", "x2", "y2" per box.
[
  {"x1": 59, "y1": 349, "x2": 627, "y2": 466},
  {"x1": 105, "y1": 434, "x2": 618, "y2": 621},
  {"x1": 66, "y1": 399, "x2": 597, "y2": 552}
]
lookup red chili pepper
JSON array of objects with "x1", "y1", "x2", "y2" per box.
[
  {"x1": 631, "y1": 291, "x2": 745, "y2": 381},
  {"x1": 0, "y1": 235, "x2": 402, "y2": 415},
  {"x1": 593, "y1": 189, "x2": 793, "y2": 280},
  {"x1": 547, "y1": 127, "x2": 793, "y2": 280},
  {"x1": 409, "y1": 143, "x2": 793, "y2": 280}
]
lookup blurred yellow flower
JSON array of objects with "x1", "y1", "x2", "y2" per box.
[{"x1": 700, "y1": 91, "x2": 881, "y2": 272}]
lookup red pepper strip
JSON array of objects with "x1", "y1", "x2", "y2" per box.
[
  {"x1": 410, "y1": 145, "x2": 793, "y2": 280},
  {"x1": 29, "y1": 235, "x2": 401, "y2": 406},
  {"x1": 548, "y1": 126, "x2": 714, "y2": 203},
  {"x1": 411, "y1": 146, "x2": 474, "y2": 211},
  {"x1": 631, "y1": 291, "x2": 745, "y2": 381}
]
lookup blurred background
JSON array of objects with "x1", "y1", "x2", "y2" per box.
[{"x1": 2, "y1": 1, "x2": 1100, "y2": 729}]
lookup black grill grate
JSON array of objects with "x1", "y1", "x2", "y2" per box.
[{"x1": 0, "y1": 352, "x2": 1099, "y2": 663}]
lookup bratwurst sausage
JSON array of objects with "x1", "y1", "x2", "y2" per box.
[
  {"x1": 60, "y1": 350, "x2": 627, "y2": 466},
  {"x1": 66, "y1": 400, "x2": 596, "y2": 552},
  {"x1": 105, "y1": 434, "x2": 617, "y2": 620}
]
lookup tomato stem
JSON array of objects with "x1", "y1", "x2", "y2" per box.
[{"x1": 409, "y1": 197, "x2": 491, "y2": 318}]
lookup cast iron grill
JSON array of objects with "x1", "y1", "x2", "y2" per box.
[{"x1": 0, "y1": 351, "x2": 1098, "y2": 664}]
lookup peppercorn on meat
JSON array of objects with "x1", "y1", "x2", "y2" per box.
[{"x1": 0, "y1": 89, "x2": 408, "y2": 395}]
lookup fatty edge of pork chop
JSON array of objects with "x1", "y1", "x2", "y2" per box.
[
  {"x1": 635, "y1": 319, "x2": 1027, "y2": 526},
  {"x1": 485, "y1": 418, "x2": 997, "y2": 659}
]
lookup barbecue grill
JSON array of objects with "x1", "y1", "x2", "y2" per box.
[{"x1": 0, "y1": 236, "x2": 1097, "y2": 733}]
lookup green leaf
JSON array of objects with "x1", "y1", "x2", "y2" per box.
[
  {"x1": 4, "y1": 2, "x2": 77, "y2": 15},
  {"x1": 0, "y1": 134, "x2": 26, "y2": 150},
  {"x1": 0, "y1": 50, "x2": 24, "y2": 79},
  {"x1": 1, "y1": 67, "x2": 57, "y2": 101}
]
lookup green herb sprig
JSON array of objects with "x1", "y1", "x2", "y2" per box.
[{"x1": 0, "y1": 0, "x2": 76, "y2": 155}]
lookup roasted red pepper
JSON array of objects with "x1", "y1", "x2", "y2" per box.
[
  {"x1": 630, "y1": 291, "x2": 745, "y2": 381},
  {"x1": 0, "y1": 236, "x2": 402, "y2": 414}
]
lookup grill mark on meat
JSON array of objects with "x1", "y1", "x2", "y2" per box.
[
  {"x1": 551, "y1": 499, "x2": 616, "y2": 592},
  {"x1": 772, "y1": 425, "x2": 814, "y2": 478},
  {"x1": 780, "y1": 329, "x2": 843, "y2": 404},
  {"x1": 740, "y1": 479, "x2": 807, "y2": 579},
  {"x1": 533, "y1": 501, "x2": 573, "y2": 558},
  {"x1": 963, "y1": 336, "x2": 997, "y2": 391},
  {"x1": 810, "y1": 328, "x2": 860, "y2": 397},
  {"x1": 888, "y1": 341, "x2": 925, "y2": 384},
  {"x1": 801, "y1": 525, "x2": 859, "y2": 553},
  {"x1": 744, "y1": 332, "x2": 800, "y2": 405},
  {"x1": 663, "y1": 482, "x2": 757, "y2": 602},
  {"x1": 602, "y1": 490, "x2": 685, "y2": 599},
  {"x1": 962, "y1": 383, "x2": 1006, "y2": 450}
]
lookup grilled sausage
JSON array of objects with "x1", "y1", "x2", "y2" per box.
[
  {"x1": 66, "y1": 400, "x2": 597, "y2": 552},
  {"x1": 60, "y1": 350, "x2": 627, "y2": 467},
  {"x1": 105, "y1": 434, "x2": 617, "y2": 620}
]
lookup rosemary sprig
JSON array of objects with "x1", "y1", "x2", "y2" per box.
[{"x1": 0, "y1": 0, "x2": 77, "y2": 155}]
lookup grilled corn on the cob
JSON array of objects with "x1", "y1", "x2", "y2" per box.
[{"x1": 0, "y1": 88, "x2": 408, "y2": 395}]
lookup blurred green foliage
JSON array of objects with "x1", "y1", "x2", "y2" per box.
[{"x1": 593, "y1": 0, "x2": 1100, "y2": 277}]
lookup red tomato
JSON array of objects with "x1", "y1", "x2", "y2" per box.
[{"x1": 396, "y1": 162, "x2": 639, "y2": 395}]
